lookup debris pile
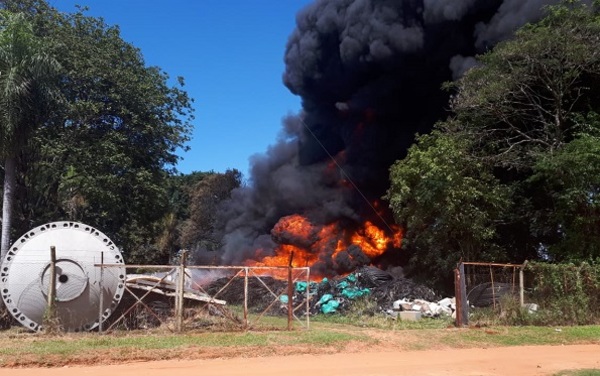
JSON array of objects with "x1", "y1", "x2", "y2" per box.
[
  {"x1": 386, "y1": 297, "x2": 455, "y2": 319},
  {"x1": 199, "y1": 266, "x2": 454, "y2": 319},
  {"x1": 283, "y1": 266, "x2": 453, "y2": 318},
  {"x1": 127, "y1": 270, "x2": 226, "y2": 305}
]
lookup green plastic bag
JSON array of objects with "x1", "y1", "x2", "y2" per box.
[
  {"x1": 337, "y1": 280, "x2": 349, "y2": 289},
  {"x1": 295, "y1": 281, "x2": 308, "y2": 292},
  {"x1": 317, "y1": 293, "x2": 333, "y2": 305},
  {"x1": 340, "y1": 287, "x2": 370, "y2": 299},
  {"x1": 321, "y1": 299, "x2": 340, "y2": 314}
]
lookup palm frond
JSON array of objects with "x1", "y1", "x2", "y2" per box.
[{"x1": 0, "y1": 11, "x2": 60, "y2": 158}]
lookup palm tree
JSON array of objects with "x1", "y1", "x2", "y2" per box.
[{"x1": 0, "y1": 12, "x2": 59, "y2": 258}]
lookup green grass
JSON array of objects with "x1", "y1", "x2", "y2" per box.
[
  {"x1": 0, "y1": 322, "x2": 597, "y2": 367},
  {"x1": 437, "y1": 326, "x2": 600, "y2": 347},
  {"x1": 554, "y1": 370, "x2": 600, "y2": 376},
  {"x1": 311, "y1": 311, "x2": 454, "y2": 329},
  {"x1": 0, "y1": 327, "x2": 362, "y2": 360}
]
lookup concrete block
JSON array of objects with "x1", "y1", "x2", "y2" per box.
[{"x1": 399, "y1": 311, "x2": 422, "y2": 321}]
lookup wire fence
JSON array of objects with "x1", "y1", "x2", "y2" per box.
[
  {"x1": 454, "y1": 261, "x2": 528, "y2": 326},
  {"x1": 98, "y1": 260, "x2": 311, "y2": 333},
  {"x1": 455, "y1": 261, "x2": 600, "y2": 326},
  {"x1": 463, "y1": 262, "x2": 524, "y2": 309}
]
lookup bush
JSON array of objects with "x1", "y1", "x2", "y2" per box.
[{"x1": 470, "y1": 262, "x2": 600, "y2": 326}]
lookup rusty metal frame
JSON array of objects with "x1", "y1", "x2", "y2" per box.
[
  {"x1": 101, "y1": 265, "x2": 176, "y2": 332},
  {"x1": 96, "y1": 264, "x2": 311, "y2": 332},
  {"x1": 458, "y1": 261, "x2": 528, "y2": 327}
]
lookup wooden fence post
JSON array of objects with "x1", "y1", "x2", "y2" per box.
[{"x1": 454, "y1": 262, "x2": 469, "y2": 327}]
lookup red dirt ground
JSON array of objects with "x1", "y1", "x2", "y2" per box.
[{"x1": 1, "y1": 344, "x2": 598, "y2": 376}]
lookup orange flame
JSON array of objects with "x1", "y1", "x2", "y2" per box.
[
  {"x1": 250, "y1": 244, "x2": 319, "y2": 268},
  {"x1": 272, "y1": 214, "x2": 313, "y2": 240},
  {"x1": 351, "y1": 221, "x2": 388, "y2": 258},
  {"x1": 245, "y1": 214, "x2": 403, "y2": 279}
]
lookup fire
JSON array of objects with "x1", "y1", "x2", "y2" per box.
[
  {"x1": 250, "y1": 244, "x2": 318, "y2": 268},
  {"x1": 351, "y1": 221, "x2": 389, "y2": 258},
  {"x1": 273, "y1": 214, "x2": 312, "y2": 238},
  {"x1": 245, "y1": 214, "x2": 403, "y2": 279}
]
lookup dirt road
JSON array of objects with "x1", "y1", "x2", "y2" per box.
[{"x1": 1, "y1": 344, "x2": 598, "y2": 376}]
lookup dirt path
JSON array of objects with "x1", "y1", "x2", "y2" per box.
[{"x1": 1, "y1": 344, "x2": 598, "y2": 376}]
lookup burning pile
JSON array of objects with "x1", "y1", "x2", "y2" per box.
[{"x1": 246, "y1": 213, "x2": 402, "y2": 279}]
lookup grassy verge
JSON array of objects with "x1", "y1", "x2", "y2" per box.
[{"x1": 0, "y1": 321, "x2": 598, "y2": 368}]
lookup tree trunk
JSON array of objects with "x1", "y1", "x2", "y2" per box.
[{"x1": 1, "y1": 156, "x2": 16, "y2": 260}]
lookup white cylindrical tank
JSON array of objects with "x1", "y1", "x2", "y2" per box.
[{"x1": 0, "y1": 222, "x2": 126, "y2": 331}]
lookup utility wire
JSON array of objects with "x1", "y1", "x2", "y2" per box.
[{"x1": 299, "y1": 118, "x2": 397, "y2": 234}]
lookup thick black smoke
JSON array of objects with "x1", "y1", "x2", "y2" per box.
[{"x1": 212, "y1": 0, "x2": 573, "y2": 274}]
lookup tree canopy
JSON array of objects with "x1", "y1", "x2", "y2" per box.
[
  {"x1": 386, "y1": 1, "x2": 600, "y2": 288},
  {"x1": 0, "y1": 10, "x2": 59, "y2": 256},
  {"x1": 0, "y1": 0, "x2": 195, "y2": 262}
]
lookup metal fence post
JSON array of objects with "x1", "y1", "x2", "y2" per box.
[
  {"x1": 45, "y1": 246, "x2": 57, "y2": 333},
  {"x1": 519, "y1": 260, "x2": 528, "y2": 307},
  {"x1": 176, "y1": 250, "x2": 187, "y2": 332},
  {"x1": 454, "y1": 267, "x2": 462, "y2": 327},
  {"x1": 459, "y1": 262, "x2": 469, "y2": 326},
  {"x1": 287, "y1": 253, "x2": 294, "y2": 331},
  {"x1": 243, "y1": 267, "x2": 249, "y2": 330},
  {"x1": 98, "y1": 252, "x2": 104, "y2": 333},
  {"x1": 305, "y1": 268, "x2": 310, "y2": 330}
]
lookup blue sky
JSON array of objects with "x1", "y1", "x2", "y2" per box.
[{"x1": 51, "y1": 0, "x2": 312, "y2": 177}]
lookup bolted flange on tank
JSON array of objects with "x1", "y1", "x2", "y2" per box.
[{"x1": 0, "y1": 222, "x2": 126, "y2": 332}]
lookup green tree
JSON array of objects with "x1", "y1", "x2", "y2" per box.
[
  {"x1": 45, "y1": 8, "x2": 194, "y2": 262},
  {"x1": 387, "y1": 1, "x2": 600, "y2": 284},
  {"x1": 528, "y1": 132, "x2": 600, "y2": 260},
  {"x1": 386, "y1": 130, "x2": 511, "y2": 288},
  {"x1": 447, "y1": 1, "x2": 600, "y2": 169},
  {"x1": 128, "y1": 171, "x2": 213, "y2": 265},
  {"x1": 446, "y1": 1, "x2": 600, "y2": 259},
  {"x1": 0, "y1": 1, "x2": 194, "y2": 263},
  {"x1": 181, "y1": 169, "x2": 242, "y2": 258},
  {"x1": 0, "y1": 11, "x2": 58, "y2": 257}
]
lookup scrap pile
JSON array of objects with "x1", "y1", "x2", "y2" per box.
[
  {"x1": 200, "y1": 266, "x2": 454, "y2": 319},
  {"x1": 286, "y1": 266, "x2": 454, "y2": 318}
]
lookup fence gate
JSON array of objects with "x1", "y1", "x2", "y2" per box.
[{"x1": 455, "y1": 262, "x2": 527, "y2": 326}]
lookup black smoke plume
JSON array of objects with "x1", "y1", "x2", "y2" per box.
[{"x1": 210, "y1": 0, "x2": 575, "y2": 276}]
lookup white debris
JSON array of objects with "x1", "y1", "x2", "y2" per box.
[
  {"x1": 523, "y1": 303, "x2": 538, "y2": 314},
  {"x1": 392, "y1": 298, "x2": 410, "y2": 310},
  {"x1": 389, "y1": 297, "x2": 456, "y2": 318},
  {"x1": 399, "y1": 311, "x2": 422, "y2": 321}
]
